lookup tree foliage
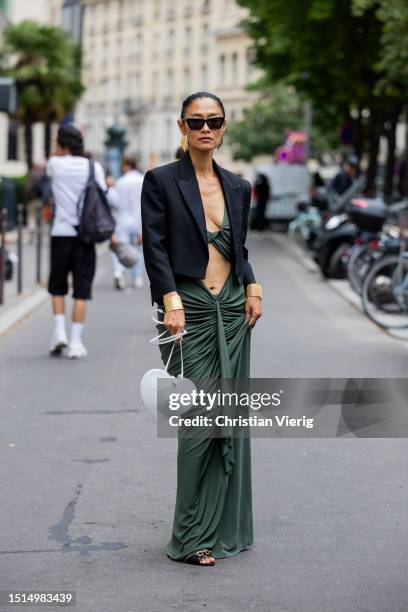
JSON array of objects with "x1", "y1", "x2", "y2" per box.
[
  {"x1": 227, "y1": 84, "x2": 338, "y2": 161},
  {"x1": 237, "y1": 0, "x2": 408, "y2": 192},
  {"x1": 0, "y1": 20, "x2": 84, "y2": 167},
  {"x1": 227, "y1": 85, "x2": 302, "y2": 161}
]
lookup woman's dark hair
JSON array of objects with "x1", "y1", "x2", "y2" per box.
[
  {"x1": 180, "y1": 91, "x2": 225, "y2": 118},
  {"x1": 57, "y1": 124, "x2": 84, "y2": 156}
]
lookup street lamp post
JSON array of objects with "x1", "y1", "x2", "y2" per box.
[{"x1": 105, "y1": 124, "x2": 127, "y2": 179}]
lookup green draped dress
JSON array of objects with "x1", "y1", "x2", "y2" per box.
[{"x1": 156, "y1": 204, "x2": 253, "y2": 561}]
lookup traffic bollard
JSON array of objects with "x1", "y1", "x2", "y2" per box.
[
  {"x1": 17, "y1": 203, "x2": 24, "y2": 294},
  {"x1": 35, "y1": 200, "x2": 42, "y2": 284},
  {"x1": 0, "y1": 207, "x2": 7, "y2": 305}
]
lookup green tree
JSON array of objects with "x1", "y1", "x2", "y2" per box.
[
  {"x1": 227, "y1": 84, "x2": 338, "y2": 162},
  {"x1": 227, "y1": 85, "x2": 302, "y2": 162},
  {"x1": 354, "y1": 0, "x2": 408, "y2": 195},
  {"x1": 0, "y1": 20, "x2": 84, "y2": 169},
  {"x1": 237, "y1": 0, "x2": 408, "y2": 194}
]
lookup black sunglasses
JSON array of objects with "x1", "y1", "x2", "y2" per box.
[{"x1": 184, "y1": 116, "x2": 225, "y2": 131}]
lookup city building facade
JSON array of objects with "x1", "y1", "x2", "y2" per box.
[{"x1": 77, "y1": 0, "x2": 259, "y2": 171}]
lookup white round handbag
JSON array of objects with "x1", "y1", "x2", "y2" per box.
[{"x1": 140, "y1": 307, "x2": 196, "y2": 419}]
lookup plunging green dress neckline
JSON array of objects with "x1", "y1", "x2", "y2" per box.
[
  {"x1": 206, "y1": 206, "x2": 228, "y2": 238},
  {"x1": 205, "y1": 205, "x2": 232, "y2": 265}
]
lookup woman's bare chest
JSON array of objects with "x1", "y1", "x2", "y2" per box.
[{"x1": 197, "y1": 177, "x2": 225, "y2": 231}]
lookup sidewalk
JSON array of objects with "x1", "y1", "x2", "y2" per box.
[
  {"x1": 0, "y1": 228, "x2": 110, "y2": 336},
  {"x1": 0, "y1": 227, "x2": 50, "y2": 335},
  {"x1": 279, "y1": 233, "x2": 408, "y2": 342}
]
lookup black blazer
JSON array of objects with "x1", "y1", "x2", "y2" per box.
[{"x1": 141, "y1": 150, "x2": 256, "y2": 305}]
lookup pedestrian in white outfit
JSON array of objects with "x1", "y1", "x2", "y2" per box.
[{"x1": 110, "y1": 157, "x2": 145, "y2": 289}]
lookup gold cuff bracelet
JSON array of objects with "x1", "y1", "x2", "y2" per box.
[
  {"x1": 245, "y1": 283, "x2": 263, "y2": 299},
  {"x1": 163, "y1": 294, "x2": 184, "y2": 312}
]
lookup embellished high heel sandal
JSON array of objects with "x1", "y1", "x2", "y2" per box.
[{"x1": 184, "y1": 549, "x2": 216, "y2": 566}]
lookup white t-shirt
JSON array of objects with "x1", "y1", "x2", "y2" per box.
[
  {"x1": 47, "y1": 155, "x2": 107, "y2": 237},
  {"x1": 109, "y1": 169, "x2": 144, "y2": 234}
]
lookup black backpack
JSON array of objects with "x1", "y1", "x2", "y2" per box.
[{"x1": 76, "y1": 159, "x2": 115, "y2": 244}]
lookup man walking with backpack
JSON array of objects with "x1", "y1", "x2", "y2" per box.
[{"x1": 47, "y1": 124, "x2": 112, "y2": 358}]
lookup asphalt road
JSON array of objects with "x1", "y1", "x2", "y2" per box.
[{"x1": 1, "y1": 232, "x2": 407, "y2": 612}]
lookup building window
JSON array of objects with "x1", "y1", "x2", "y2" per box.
[
  {"x1": 219, "y1": 54, "x2": 226, "y2": 86},
  {"x1": 7, "y1": 121, "x2": 18, "y2": 161},
  {"x1": 201, "y1": 23, "x2": 209, "y2": 51},
  {"x1": 151, "y1": 32, "x2": 160, "y2": 60},
  {"x1": 132, "y1": 73, "x2": 141, "y2": 99},
  {"x1": 167, "y1": 28, "x2": 175, "y2": 54},
  {"x1": 151, "y1": 70, "x2": 159, "y2": 105},
  {"x1": 232, "y1": 52, "x2": 239, "y2": 84},
  {"x1": 154, "y1": 0, "x2": 160, "y2": 18},
  {"x1": 136, "y1": 33, "x2": 143, "y2": 55},
  {"x1": 166, "y1": 69, "x2": 174, "y2": 99},
  {"x1": 101, "y1": 40, "x2": 108, "y2": 64},
  {"x1": 167, "y1": 0, "x2": 176, "y2": 20},
  {"x1": 100, "y1": 79, "x2": 108, "y2": 100},
  {"x1": 184, "y1": 25, "x2": 192, "y2": 54},
  {"x1": 246, "y1": 47, "x2": 254, "y2": 80},
  {"x1": 184, "y1": 0, "x2": 193, "y2": 17},
  {"x1": 166, "y1": 117, "x2": 172, "y2": 157},
  {"x1": 105, "y1": 1, "x2": 110, "y2": 24},
  {"x1": 183, "y1": 67, "x2": 191, "y2": 96},
  {"x1": 115, "y1": 76, "x2": 122, "y2": 98},
  {"x1": 201, "y1": 64, "x2": 208, "y2": 90}
]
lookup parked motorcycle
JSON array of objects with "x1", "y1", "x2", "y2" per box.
[{"x1": 312, "y1": 175, "x2": 371, "y2": 278}]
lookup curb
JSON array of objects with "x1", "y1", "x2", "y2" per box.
[
  {"x1": 0, "y1": 246, "x2": 111, "y2": 338},
  {"x1": 327, "y1": 279, "x2": 364, "y2": 314},
  {"x1": 0, "y1": 287, "x2": 49, "y2": 337},
  {"x1": 280, "y1": 234, "x2": 408, "y2": 341},
  {"x1": 277, "y1": 234, "x2": 363, "y2": 309}
]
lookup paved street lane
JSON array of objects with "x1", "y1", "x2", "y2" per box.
[{"x1": 1, "y1": 233, "x2": 407, "y2": 612}]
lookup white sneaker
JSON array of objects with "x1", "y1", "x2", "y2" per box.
[
  {"x1": 67, "y1": 342, "x2": 88, "y2": 359},
  {"x1": 133, "y1": 277, "x2": 144, "y2": 289},
  {"x1": 49, "y1": 330, "x2": 68, "y2": 356}
]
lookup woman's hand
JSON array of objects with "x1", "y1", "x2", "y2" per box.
[
  {"x1": 164, "y1": 309, "x2": 185, "y2": 344},
  {"x1": 244, "y1": 296, "x2": 263, "y2": 327},
  {"x1": 163, "y1": 293, "x2": 185, "y2": 343}
]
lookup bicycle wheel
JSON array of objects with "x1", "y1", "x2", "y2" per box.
[
  {"x1": 362, "y1": 255, "x2": 408, "y2": 329},
  {"x1": 328, "y1": 242, "x2": 352, "y2": 279},
  {"x1": 348, "y1": 243, "x2": 372, "y2": 295}
]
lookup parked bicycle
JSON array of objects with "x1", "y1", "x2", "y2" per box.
[{"x1": 362, "y1": 205, "x2": 408, "y2": 330}]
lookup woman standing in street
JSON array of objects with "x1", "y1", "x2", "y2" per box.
[{"x1": 141, "y1": 92, "x2": 262, "y2": 566}]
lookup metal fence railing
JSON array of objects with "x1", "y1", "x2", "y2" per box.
[{"x1": 0, "y1": 200, "x2": 47, "y2": 308}]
